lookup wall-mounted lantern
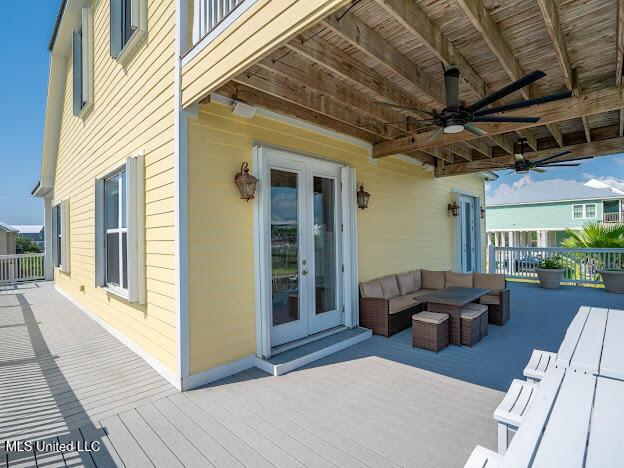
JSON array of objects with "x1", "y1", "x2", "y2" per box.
[
  {"x1": 234, "y1": 162, "x2": 258, "y2": 201},
  {"x1": 448, "y1": 201, "x2": 459, "y2": 217},
  {"x1": 356, "y1": 183, "x2": 370, "y2": 209},
  {"x1": 480, "y1": 206, "x2": 486, "y2": 219}
]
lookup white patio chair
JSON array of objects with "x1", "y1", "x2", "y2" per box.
[
  {"x1": 494, "y1": 379, "x2": 538, "y2": 454},
  {"x1": 464, "y1": 445, "x2": 502, "y2": 467},
  {"x1": 523, "y1": 349, "x2": 557, "y2": 383}
]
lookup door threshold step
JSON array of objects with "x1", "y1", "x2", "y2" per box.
[{"x1": 256, "y1": 327, "x2": 372, "y2": 376}]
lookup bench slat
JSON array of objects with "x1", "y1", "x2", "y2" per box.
[
  {"x1": 599, "y1": 308, "x2": 624, "y2": 380},
  {"x1": 555, "y1": 306, "x2": 590, "y2": 368},
  {"x1": 586, "y1": 377, "x2": 624, "y2": 467},
  {"x1": 571, "y1": 307, "x2": 608, "y2": 374}
]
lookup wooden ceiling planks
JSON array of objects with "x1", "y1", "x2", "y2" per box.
[{"x1": 219, "y1": 0, "x2": 623, "y2": 176}]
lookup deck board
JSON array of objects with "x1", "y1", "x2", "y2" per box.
[{"x1": 3, "y1": 281, "x2": 624, "y2": 467}]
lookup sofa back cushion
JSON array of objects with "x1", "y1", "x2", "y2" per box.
[
  {"x1": 360, "y1": 279, "x2": 384, "y2": 298},
  {"x1": 413, "y1": 269, "x2": 422, "y2": 291},
  {"x1": 445, "y1": 271, "x2": 474, "y2": 288},
  {"x1": 473, "y1": 272, "x2": 506, "y2": 293},
  {"x1": 421, "y1": 270, "x2": 446, "y2": 290},
  {"x1": 379, "y1": 275, "x2": 401, "y2": 299},
  {"x1": 397, "y1": 272, "x2": 416, "y2": 295}
]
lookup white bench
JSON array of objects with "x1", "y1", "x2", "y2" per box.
[
  {"x1": 493, "y1": 379, "x2": 538, "y2": 454},
  {"x1": 464, "y1": 445, "x2": 502, "y2": 467},
  {"x1": 523, "y1": 349, "x2": 556, "y2": 383}
]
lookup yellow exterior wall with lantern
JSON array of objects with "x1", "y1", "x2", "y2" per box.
[
  {"x1": 52, "y1": 0, "x2": 177, "y2": 373},
  {"x1": 187, "y1": 101, "x2": 486, "y2": 375}
]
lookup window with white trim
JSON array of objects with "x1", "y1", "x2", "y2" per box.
[
  {"x1": 95, "y1": 154, "x2": 145, "y2": 303},
  {"x1": 72, "y1": 8, "x2": 93, "y2": 117},
  {"x1": 52, "y1": 200, "x2": 70, "y2": 272},
  {"x1": 110, "y1": 0, "x2": 147, "y2": 63},
  {"x1": 585, "y1": 204, "x2": 596, "y2": 218},
  {"x1": 573, "y1": 205, "x2": 583, "y2": 219},
  {"x1": 54, "y1": 204, "x2": 62, "y2": 267},
  {"x1": 573, "y1": 204, "x2": 596, "y2": 219}
]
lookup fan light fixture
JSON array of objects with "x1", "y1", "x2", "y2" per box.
[{"x1": 444, "y1": 124, "x2": 464, "y2": 134}]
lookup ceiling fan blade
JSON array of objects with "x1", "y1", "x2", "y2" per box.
[
  {"x1": 444, "y1": 66, "x2": 460, "y2": 109},
  {"x1": 472, "y1": 116, "x2": 541, "y2": 123},
  {"x1": 473, "y1": 90, "x2": 573, "y2": 116},
  {"x1": 506, "y1": 170, "x2": 516, "y2": 175},
  {"x1": 537, "y1": 163, "x2": 580, "y2": 167},
  {"x1": 530, "y1": 167, "x2": 546, "y2": 173},
  {"x1": 532, "y1": 150, "x2": 572, "y2": 165},
  {"x1": 373, "y1": 101, "x2": 435, "y2": 115},
  {"x1": 428, "y1": 127, "x2": 444, "y2": 141},
  {"x1": 467, "y1": 70, "x2": 546, "y2": 113},
  {"x1": 464, "y1": 123, "x2": 487, "y2": 137}
]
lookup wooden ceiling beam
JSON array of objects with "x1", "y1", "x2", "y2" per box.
[
  {"x1": 435, "y1": 136, "x2": 624, "y2": 177},
  {"x1": 373, "y1": 85, "x2": 624, "y2": 157},
  {"x1": 374, "y1": 0, "x2": 517, "y2": 154}
]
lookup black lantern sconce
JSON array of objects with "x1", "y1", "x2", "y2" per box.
[
  {"x1": 356, "y1": 183, "x2": 370, "y2": 209},
  {"x1": 480, "y1": 206, "x2": 486, "y2": 219},
  {"x1": 448, "y1": 201, "x2": 459, "y2": 217},
  {"x1": 234, "y1": 162, "x2": 259, "y2": 201}
]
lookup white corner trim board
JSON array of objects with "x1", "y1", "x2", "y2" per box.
[
  {"x1": 182, "y1": 355, "x2": 257, "y2": 390},
  {"x1": 54, "y1": 285, "x2": 181, "y2": 390}
]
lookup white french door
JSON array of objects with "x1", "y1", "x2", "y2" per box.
[
  {"x1": 262, "y1": 148, "x2": 345, "y2": 348},
  {"x1": 460, "y1": 195, "x2": 477, "y2": 272}
]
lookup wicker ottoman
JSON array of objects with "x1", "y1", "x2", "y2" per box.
[
  {"x1": 464, "y1": 303, "x2": 489, "y2": 338},
  {"x1": 412, "y1": 312, "x2": 449, "y2": 352},
  {"x1": 459, "y1": 308, "x2": 482, "y2": 346}
]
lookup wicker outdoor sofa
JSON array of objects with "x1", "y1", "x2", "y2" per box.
[{"x1": 359, "y1": 270, "x2": 510, "y2": 337}]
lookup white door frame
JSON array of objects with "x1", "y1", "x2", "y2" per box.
[
  {"x1": 253, "y1": 144, "x2": 358, "y2": 358},
  {"x1": 451, "y1": 189, "x2": 482, "y2": 273}
]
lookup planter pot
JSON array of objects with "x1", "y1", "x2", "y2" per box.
[
  {"x1": 535, "y1": 268, "x2": 564, "y2": 289},
  {"x1": 599, "y1": 270, "x2": 624, "y2": 294}
]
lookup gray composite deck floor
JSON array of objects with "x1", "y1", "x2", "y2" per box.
[{"x1": 1, "y1": 281, "x2": 623, "y2": 467}]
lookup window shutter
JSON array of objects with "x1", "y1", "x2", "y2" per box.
[
  {"x1": 81, "y1": 8, "x2": 92, "y2": 106},
  {"x1": 110, "y1": 0, "x2": 123, "y2": 59},
  {"x1": 94, "y1": 179, "x2": 106, "y2": 287},
  {"x1": 72, "y1": 31, "x2": 82, "y2": 116},
  {"x1": 61, "y1": 200, "x2": 71, "y2": 273},
  {"x1": 52, "y1": 205, "x2": 59, "y2": 267},
  {"x1": 126, "y1": 154, "x2": 145, "y2": 304}
]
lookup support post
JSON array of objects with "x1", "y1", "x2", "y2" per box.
[{"x1": 488, "y1": 244, "x2": 496, "y2": 273}]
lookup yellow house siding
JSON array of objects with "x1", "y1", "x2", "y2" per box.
[
  {"x1": 187, "y1": 101, "x2": 486, "y2": 374},
  {"x1": 52, "y1": 0, "x2": 177, "y2": 372},
  {"x1": 181, "y1": 0, "x2": 350, "y2": 107}
]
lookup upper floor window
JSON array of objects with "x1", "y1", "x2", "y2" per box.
[
  {"x1": 110, "y1": 0, "x2": 147, "y2": 63},
  {"x1": 72, "y1": 8, "x2": 93, "y2": 117},
  {"x1": 573, "y1": 205, "x2": 583, "y2": 219},
  {"x1": 52, "y1": 200, "x2": 70, "y2": 273},
  {"x1": 585, "y1": 204, "x2": 596, "y2": 218},
  {"x1": 573, "y1": 204, "x2": 596, "y2": 219}
]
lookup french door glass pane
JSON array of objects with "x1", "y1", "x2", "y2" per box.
[
  {"x1": 270, "y1": 169, "x2": 299, "y2": 326},
  {"x1": 105, "y1": 174, "x2": 119, "y2": 230},
  {"x1": 464, "y1": 203, "x2": 472, "y2": 270},
  {"x1": 313, "y1": 176, "x2": 336, "y2": 314},
  {"x1": 106, "y1": 232, "x2": 120, "y2": 286}
]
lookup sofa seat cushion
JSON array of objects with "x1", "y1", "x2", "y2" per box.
[
  {"x1": 421, "y1": 270, "x2": 447, "y2": 290},
  {"x1": 397, "y1": 272, "x2": 416, "y2": 295},
  {"x1": 480, "y1": 294, "x2": 501, "y2": 305},
  {"x1": 410, "y1": 288, "x2": 436, "y2": 299},
  {"x1": 463, "y1": 302, "x2": 488, "y2": 313},
  {"x1": 412, "y1": 311, "x2": 449, "y2": 324},
  {"x1": 389, "y1": 295, "x2": 419, "y2": 314},
  {"x1": 473, "y1": 273, "x2": 506, "y2": 294},
  {"x1": 445, "y1": 271, "x2": 474, "y2": 288},
  {"x1": 380, "y1": 275, "x2": 401, "y2": 299},
  {"x1": 360, "y1": 279, "x2": 384, "y2": 298},
  {"x1": 460, "y1": 308, "x2": 483, "y2": 319}
]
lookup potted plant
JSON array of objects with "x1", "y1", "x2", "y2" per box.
[
  {"x1": 535, "y1": 256, "x2": 565, "y2": 289},
  {"x1": 599, "y1": 268, "x2": 624, "y2": 293}
]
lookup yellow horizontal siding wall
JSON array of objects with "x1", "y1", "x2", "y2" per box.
[
  {"x1": 188, "y1": 101, "x2": 486, "y2": 374},
  {"x1": 181, "y1": 0, "x2": 349, "y2": 107},
  {"x1": 53, "y1": 0, "x2": 177, "y2": 372}
]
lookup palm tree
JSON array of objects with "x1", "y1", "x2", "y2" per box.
[{"x1": 562, "y1": 222, "x2": 624, "y2": 248}]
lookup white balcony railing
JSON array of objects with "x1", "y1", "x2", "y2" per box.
[
  {"x1": 488, "y1": 246, "x2": 624, "y2": 285},
  {"x1": 603, "y1": 212, "x2": 621, "y2": 223},
  {"x1": 0, "y1": 253, "x2": 46, "y2": 284},
  {"x1": 193, "y1": 0, "x2": 246, "y2": 43}
]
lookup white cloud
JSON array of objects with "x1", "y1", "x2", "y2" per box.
[{"x1": 489, "y1": 174, "x2": 535, "y2": 198}]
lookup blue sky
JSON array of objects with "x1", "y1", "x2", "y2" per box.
[
  {"x1": 0, "y1": 2, "x2": 60, "y2": 225},
  {"x1": 0, "y1": 1, "x2": 623, "y2": 225}
]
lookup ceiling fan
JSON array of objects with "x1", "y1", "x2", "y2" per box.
[
  {"x1": 503, "y1": 138, "x2": 592, "y2": 174},
  {"x1": 369, "y1": 65, "x2": 572, "y2": 140}
]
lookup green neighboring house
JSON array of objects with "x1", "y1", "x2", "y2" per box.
[{"x1": 486, "y1": 179, "x2": 624, "y2": 247}]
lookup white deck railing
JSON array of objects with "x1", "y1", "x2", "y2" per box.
[
  {"x1": 488, "y1": 246, "x2": 624, "y2": 285},
  {"x1": 603, "y1": 212, "x2": 621, "y2": 223},
  {"x1": 193, "y1": 0, "x2": 245, "y2": 43},
  {"x1": 0, "y1": 253, "x2": 46, "y2": 284}
]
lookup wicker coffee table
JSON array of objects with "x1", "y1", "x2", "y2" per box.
[{"x1": 418, "y1": 286, "x2": 491, "y2": 346}]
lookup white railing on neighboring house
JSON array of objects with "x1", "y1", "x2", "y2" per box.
[
  {"x1": 193, "y1": 0, "x2": 246, "y2": 43},
  {"x1": 488, "y1": 246, "x2": 624, "y2": 285},
  {"x1": 603, "y1": 212, "x2": 622, "y2": 223},
  {"x1": 0, "y1": 253, "x2": 46, "y2": 284}
]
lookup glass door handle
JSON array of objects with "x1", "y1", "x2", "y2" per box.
[{"x1": 301, "y1": 270, "x2": 308, "y2": 276}]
